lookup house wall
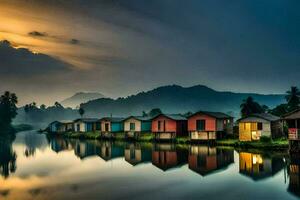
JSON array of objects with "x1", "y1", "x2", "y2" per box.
[
  {"x1": 50, "y1": 123, "x2": 58, "y2": 132},
  {"x1": 239, "y1": 118, "x2": 272, "y2": 141},
  {"x1": 188, "y1": 114, "x2": 216, "y2": 131},
  {"x1": 111, "y1": 122, "x2": 124, "y2": 132},
  {"x1": 74, "y1": 122, "x2": 86, "y2": 132},
  {"x1": 101, "y1": 120, "x2": 111, "y2": 132},
  {"x1": 152, "y1": 116, "x2": 177, "y2": 133},
  {"x1": 141, "y1": 121, "x2": 152, "y2": 132},
  {"x1": 124, "y1": 118, "x2": 142, "y2": 132}
]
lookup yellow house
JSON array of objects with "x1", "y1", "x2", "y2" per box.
[{"x1": 237, "y1": 113, "x2": 283, "y2": 141}]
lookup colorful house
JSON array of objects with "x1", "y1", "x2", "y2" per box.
[
  {"x1": 100, "y1": 117, "x2": 125, "y2": 138},
  {"x1": 48, "y1": 120, "x2": 74, "y2": 133},
  {"x1": 282, "y1": 109, "x2": 300, "y2": 151},
  {"x1": 151, "y1": 114, "x2": 188, "y2": 140},
  {"x1": 123, "y1": 116, "x2": 152, "y2": 139},
  {"x1": 187, "y1": 111, "x2": 233, "y2": 141},
  {"x1": 73, "y1": 118, "x2": 100, "y2": 132},
  {"x1": 238, "y1": 113, "x2": 283, "y2": 141},
  {"x1": 188, "y1": 145, "x2": 234, "y2": 176}
]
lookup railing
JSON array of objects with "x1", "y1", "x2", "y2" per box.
[{"x1": 289, "y1": 128, "x2": 300, "y2": 140}]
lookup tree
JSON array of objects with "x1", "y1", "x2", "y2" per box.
[
  {"x1": 78, "y1": 107, "x2": 85, "y2": 118},
  {"x1": 0, "y1": 91, "x2": 18, "y2": 129},
  {"x1": 142, "y1": 111, "x2": 147, "y2": 117},
  {"x1": 270, "y1": 104, "x2": 289, "y2": 117},
  {"x1": 40, "y1": 104, "x2": 46, "y2": 110},
  {"x1": 240, "y1": 96, "x2": 264, "y2": 117},
  {"x1": 54, "y1": 102, "x2": 63, "y2": 109},
  {"x1": 285, "y1": 86, "x2": 300, "y2": 112},
  {"x1": 148, "y1": 108, "x2": 162, "y2": 117}
]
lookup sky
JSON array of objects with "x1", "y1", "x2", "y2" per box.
[{"x1": 0, "y1": 0, "x2": 299, "y2": 106}]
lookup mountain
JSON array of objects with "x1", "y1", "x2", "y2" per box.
[
  {"x1": 61, "y1": 92, "x2": 106, "y2": 108},
  {"x1": 80, "y1": 85, "x2": 285, "y2": 118}
]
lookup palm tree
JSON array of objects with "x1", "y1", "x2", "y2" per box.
[
  {"x1": 285, "y1": 86, "x2": 300, "y2": 111},
  {"x1": 78, "y1": 107, "x2": 85, "y2": 118},
  {"x1": 240, "y1": 96, "x2": 264, "y2": 117},
  {"x1": 0, "y1": 91, "x2": 18, "y2": 129}
]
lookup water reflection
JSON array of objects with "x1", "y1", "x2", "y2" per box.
[
  {"x1": 152, "y1": 143, "x2": 188, "y2": 171},
  {"x1": 0, "y1": 135, "x2": 16, "y2": 179},
  {"x1": 239, "y1": 152, "x2": 285, "y2": 181},
  {"x1": 124, "y1": 143, "x2": 151, "y2": 166},
  {"x1": 288, "y1": 154, "x2": 300, "y2": 197},
  {"x1": 188, "y1": 145, "x2": 234, "y2": 176},
  {"x1": 1, "y1": 132, "x2": 299, "y2": 200}
]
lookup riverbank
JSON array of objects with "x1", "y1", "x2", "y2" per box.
[{"x1": 48, "y1": 131, "x2": 289, "y2": 150}]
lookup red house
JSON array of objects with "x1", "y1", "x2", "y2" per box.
[
  {"x1": 187, "y1": 111, "x2": 233, "y2": 141},
  {"x1": 151, "y1": 114, "x2": 188, "y2": 140}
]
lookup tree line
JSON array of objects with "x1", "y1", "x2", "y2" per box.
[{"x1": 240, "y1": 86, "x2": 300, "y2": 117}]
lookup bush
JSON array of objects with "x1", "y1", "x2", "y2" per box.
[{"x1": 260, "y1": 136, "x2": 271, "y2": 143}]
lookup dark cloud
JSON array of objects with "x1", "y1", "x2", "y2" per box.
[
  {"x1": 0, "y1": 40, "x2": 72, "y2": 76},
  {"x1": 28, "y1": 31, "x2": 48, "y2": 37}
]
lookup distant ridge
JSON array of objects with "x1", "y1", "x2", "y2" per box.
[
  {"x1": 81, "y1": 84, "x2": 285, "y2": 118},
  {"x1": 61, "y1": 92, "x2": 106, "y2": 108}
]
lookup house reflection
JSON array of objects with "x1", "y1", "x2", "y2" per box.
[
  {"x1": 239, "y1": 152, "x2": 284, "y2": 181},
  {"x1": 124, "y1": 143, "x2": 152, "y2": 166},
  {"x1": 288, "y1": 154, "x2": 300, "y2": 197},
  {"x1": 74, "y1": 140, "x2": 100, "y2": 160},
  {"x1": 98, "y1": 141, "x2": 124, "y2": 162},
  {"x1": 152, "y1": 143, "x2": 188, "y2": 171},
  {"x1": 188, "y1": 145, "x2": 234, "y2": 176},
  {"x1": 50, "y1": 137, "x2": 73, "y2": 153}
]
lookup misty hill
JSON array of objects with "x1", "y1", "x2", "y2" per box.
[
  {"x1": 81, "y1": 85, "x2": 285, "y2": 118},
  {"x1": 61, "y1": 92, "x2": 106, "y2": 108}
]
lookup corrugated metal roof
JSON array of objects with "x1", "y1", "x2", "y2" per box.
[
  {"x1": 189, "y1": 111, "x2": 233, "y2": 119},
  {"x1": 153, "y1": 114, "x2": 187, "y2": 121},
  {"x1": 123, "y1": 116, "x2": 153, "y2": 121},
  {"x1": 74, "y1": 118, "x2": 99, "y2": 123},
  {"x1": 283, "y1": 109, "x2": 300, "y2": 119},
  {"x1": 238, "y1": 113, "x2": 280, "y2": 122},
  {"x1": 100, "y1": 117, "x2": 125, "y2": 122}
]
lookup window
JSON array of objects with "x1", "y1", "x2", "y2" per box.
[
  {"x1": 130, "y1": 123, "x2": 135, "y2": 131},
  {"x1": 257, "y1": 123, "x2": 263, "y2": 131},
  {"x1": 158, "y1": 121, "x2": 161, "y2": 131},
  {"x1": 196, "y1": 120, "x2": 206, "y2": 131}
]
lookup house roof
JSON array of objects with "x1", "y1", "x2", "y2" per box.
[
  {"x1": 100, "y1": 117, "x2": 125, "y2": 123},
  {"x1": 237, "y1": 113, "x2": 280, "y2": 122},
  {"x1": 152, "y1": 114, "x2": 187, "y2": 121},
  {"x1": 123, "y1": 116, "x2": 153, "y2": 122},
  {"x1": 74, "y1": 118, "x2": 99, "y2": 123},
  {"x1": 188, "y1": 111, "x2": 233, "y2": 119},
  {"x1": 282, "y1": 109, "x2": 300, "y2": 119}
]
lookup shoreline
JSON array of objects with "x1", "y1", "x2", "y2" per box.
[{"x1": 46, "y1": 131, "x2": 289, "y2": 151}]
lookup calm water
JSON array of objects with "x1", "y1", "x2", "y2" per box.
[{"x1": 0, "y1": 131, "x2": 299, "y2": 200}]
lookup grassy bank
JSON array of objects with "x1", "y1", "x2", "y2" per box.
[
  {"x1": 52, "y1": 132, "x2": 289, "y2": 150},
  {"x1": 217, "y1": 138, "x2": 288, "y2": 150}
]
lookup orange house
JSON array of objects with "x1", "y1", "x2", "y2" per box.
[
  {"x1": 188, "y1": 111, "x2": 233, "y2": 141},
  {"x1": 151, "y1": 114, "x2": 188, "y2": 140}
]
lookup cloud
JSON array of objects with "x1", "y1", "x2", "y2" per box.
[
  {"x1": 0, "y1": 40, "x2": 72, "y2": 76},
  {"x1": 28, "y1": 31, "x2": 48, "y2": 37}
]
